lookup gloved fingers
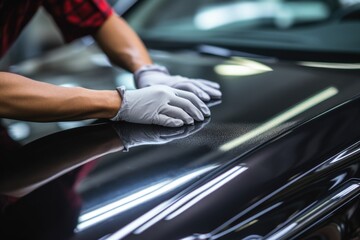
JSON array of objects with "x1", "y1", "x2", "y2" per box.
[
  {"x1": 192, "y1": 81, "x2": 222, "y2": 99},
  {"x1": 153, "y1": 114, "x2": 184, "y2": 127},
  {"x1": 173, "y1": 90, "x2": 211, "y2": 117},
  {"x1": 188, "y1": 117, "x2": 211, "y2": 134},
  {"x1": 169, "y1": 95, "x2": 205, "y2": 121},
  {"x1": 179, "y1": 118, "x2": 210, "y2": 138},
  {"x1": 173, "y1": 82, "x2": 211, "y2": 102},
  {"x1": 161, "y1": 105, "x2": 194, "y2": 125},
  {"x1": 196, "y1": 79, "x2": 221, "y2": 89}
]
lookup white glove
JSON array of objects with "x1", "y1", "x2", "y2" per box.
[
  {"x1": 111, "y1": 85, "x2": 210, "y2": 127},
  {"x1": 134, "y1": 64, "x2": 222, "y2": 101}
]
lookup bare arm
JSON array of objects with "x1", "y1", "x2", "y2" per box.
[
  {"x1": 94, "y1": 13, "x2": 153, "y2": 73},
  {"x1": 0, "y1": 72, "x2": 120, "y2": 121},
  {"x1": 93, "y1": 14, "x2": 222, "y2": 102}
]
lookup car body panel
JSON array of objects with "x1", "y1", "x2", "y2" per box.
[{"x1": 1, "y1": 44, "x2": 360, "y2": 240}]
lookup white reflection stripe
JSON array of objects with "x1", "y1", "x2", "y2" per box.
[
  {"x1": 330, "y1": 147, "x2": 360, "y2": 164},
  {"x1": 299, "y1": 61, "x2": 360, "y2": 70},
  {"x1": 79, "y1": 182, "x2": 168, "y2": 222},
  {"x1": 219, "y1": 87, "x2": 338, "y2": 152},
  {"x1": 77, "y1": 166, "x2": 216, "y2": 232},
  {"x1": 135, "y1": 166, "x2": 247, "y2": 234},
  {"x1": 134, "y1": 166, "x2": 244, "y2": 234},
  {"x1": 212, "y1": 202, "x2": 282, "y2": 239},
  {"x1": 166, "y1": 167, "x2": 248, "y2": 220},
  {"x1": 266, "y1": 223, "x2": 298, "y2": 240},
  {"x1": 105, "y1": 201, "x2": 170, "y2": 240},
  {"x1": 331, "y1": 183, "x2": 359, "y2": 200},
  {"x1": 106, "y1": 166, "x2": 243, "y2": 240}
]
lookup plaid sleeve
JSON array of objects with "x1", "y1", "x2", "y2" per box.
[{"x1": 43, "y1": 0, "x2": 113, "y2": 42}]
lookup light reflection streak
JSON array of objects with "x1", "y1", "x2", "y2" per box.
[
  {"x1": 79, "y1": 182, "x2": 169, "y2": 223},
  {"x1": 133, "y1": 166, "x2": 248, "y2": 234},
  {"x1": 105, "y1": 201, "x2": 171, "y2": 240},
  {"x1": 76, "y1": 166, "x2": 216, "y2": 231},
  {"x1": 165, "y1": 166, "x2": 248, "y2": 220},
  {"x1": 316, "y1": 143, "x2": 360, "y2": 172},
  {"x1": 266, "y1": 223, "x2": 298, "y2": 240},
  {"x1": 211, "y1": 202, "x2": 282, "y2": 239},
  {"x1": 214, "y1": 57, "x2": 273, "y2": 76},
  {"x1": 106, "y1": 166, "x2": 247, "y2": 240},
  {"x1": 330, "y1": 147, "x2": 360, "y2": 164},
  {"x1": 299, "y1": 61, "x2": 360, "y2": 69},
  {"x1": 329, "y1": 173, "x2": 347, "y2": 190},
  {"x1": 219, "y1": 87, "x2": 338, "y2": 152},
  {"x1": 265, "y1": 183, "x2": 360, "y2": 239},
  {"x1": 134, "y1": 166, "x2": 247, "y2": 234},
  {"x1": 331, "y1": 183, "x2": 359, "y2": 200}
]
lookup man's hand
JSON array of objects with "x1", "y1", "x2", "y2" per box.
[
  {"x1": 134, "y1": 65, "x2": 222, "y2": 102},
  {"x1": 111, "y1": 85, "x2": 210, "y2": 127}
]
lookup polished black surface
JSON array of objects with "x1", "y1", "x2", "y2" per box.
[{"x1": 1, "y1": 41, "x2": 360, "y2": 239}]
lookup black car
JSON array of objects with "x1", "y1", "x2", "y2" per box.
[{"x1": 0, "y1": 0, "x2": 360, "y2": 239}]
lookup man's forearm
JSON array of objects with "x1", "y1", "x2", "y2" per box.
[
  {"x1": 94, "y1": 14, "x2": 153, "y2": 73},
  {"x1": 0, "y1": 72, "x2": 120, "y2": 121}
]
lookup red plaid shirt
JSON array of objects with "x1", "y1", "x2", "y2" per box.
[{"x1": 0, "y1": 0, "x2": 113, "y2": 57}]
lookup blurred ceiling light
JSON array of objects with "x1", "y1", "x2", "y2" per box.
[
  {"x1": 195, "y1": 2, "x2": 266, "y2": 30},
  {"x1": 340, "y1": 0, "x2": 360, "y2": 7},
  {"x1": 194, "y1": 2, "x2": 327, "y2": 30},
  {"x1": 299, "y1": 61, "x2": 360, "y2": 69},
  {"x1": 219, "y1": 87, "x2": 338, "y2": 152},
  {"x1": 215, "y1": 57, "x2": 272, "y2": 76},
  {"x1": 90, "y1": 54, "x2": 112, "y2": 67},
  {"x1": 115, "y1": 73, "x2": 136, "y2": 90},
  {"x1": 59, "y1": 83, "x2": 80, "y2": 88},
  {"x1": 7, "y1": 122, "x2": 31, "y2": 141},
  {"x1": 57, "y1": 120, "x2": 93, "y2": 130}
]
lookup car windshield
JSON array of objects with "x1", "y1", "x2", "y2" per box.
[{"x1": 126, "y1": 0, "x2": 360, "y2": 57}]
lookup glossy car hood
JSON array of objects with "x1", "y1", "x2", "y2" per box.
[{"x1": 1, "y1": 46, "x2": 360, "y2": 240}]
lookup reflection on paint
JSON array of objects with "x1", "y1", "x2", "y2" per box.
[
  {"x1": 106, "y1": 166, "x2": 247, "y2": 240},
  {"x1": 219, "y1": 87, "x2": 338, "y2": 152},
  {"x1": 214, "y1": 57, "x2": 272, "y2": 76},
  {"x1": 299, "y1": 61, "x2": 360, "y2": 69},
  {"x1": 76, "y1": 165, "x2": 216, "y2": 231},
  {"x1": 211, "y1": 202, "x2": 282, "y2": 239},
  {"x1": 133, "y1": 166, "x2": 247, "y2": 235},
  {"x1": 165, "y1": 166, "x2": 248, "y2": 221}
]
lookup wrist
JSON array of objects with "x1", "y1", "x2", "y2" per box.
[
  {"x1": 93, "y1": 89, "x2": 122, "y2": 119},
  {"x1": 110, "y1": 86, "x2": 126, "y2": 121},
  {"x1": 63, "y1": 88, "x2": 121, "y2": 120}
]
